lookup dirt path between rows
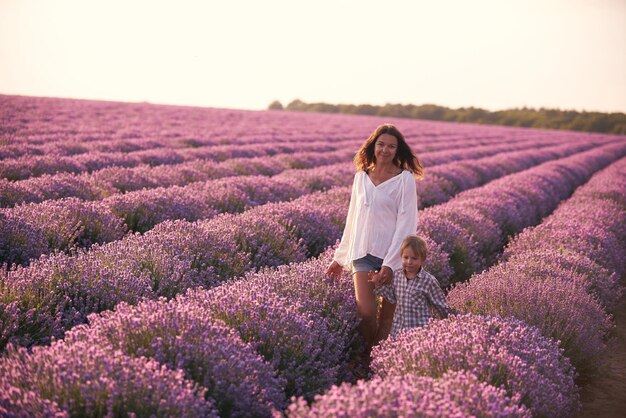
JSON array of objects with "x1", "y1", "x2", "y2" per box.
[{"x1": 577, "y1": 282, "x2": 626, "y2": 418}]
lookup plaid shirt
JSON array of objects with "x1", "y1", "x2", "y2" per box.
[{"x1": 374, "y1": 267, "x2": 451, "y2": 337}]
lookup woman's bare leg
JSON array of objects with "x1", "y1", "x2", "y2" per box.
[
  {"x1": 375, "y1": 299, "x2": 396, "y2": 345},
  {"x1": 353, "y1": 271, "x2": 378, "y2": 350}
]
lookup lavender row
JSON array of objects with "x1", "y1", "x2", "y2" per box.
[
  {"x1": 368, "y1": 314, "x2": 579, "y2": 417},
  {"x1": 0, "y1": 134, "x2": 565, "y2": 207},
  {"x1": 3, "y1": 149, "x2": 622, "y2": 415},
  {"x1": 417, "y1": 141, "x2": 626, "y2": 284},
  {"x1": 0, "y1": 142, "x2": 620, "y2": 352},
  {"x1": 2, "y1": 94, "x2": 555, "y2": 155},
  {"x1": 288, "y1": 370, "x2": 531, "y2": 417},
  {"x1": 2, "y1": 95, "x2": 368, "y2": 151},
  {"x1": 448, "y1": 157, "x2": 626, "y2": 377},
  {"x1": 0, "y1": 248, "x2": 358, "y2": 416},
  {"x1": 0, "y1": 138, "x2": 354, "y2": 182},
  {"x1": 2, "y1": 96, "x2": 534, "y2": 181},
  {"x1": 0, "y1": 336, "x2": 217, "y2": 417},
  {"x1": 0, "y1": 140, "x2": 603, "y2": 268},
  {"x1": 363, "y1": 155, "x2": 625, "y2": 415},
  {"x1": 0, "y1": 122, "x2": 547, "y2": 182}
]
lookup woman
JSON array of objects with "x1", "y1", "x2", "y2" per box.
[{"x1": 326, "y1": 123, "x2": 423, "y2": 350}]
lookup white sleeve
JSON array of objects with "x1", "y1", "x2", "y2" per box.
[
  {"x1": 382, "y1": 172, "x2": 419, "y2": 270},
  {"x1": 333, "y1": 172, "x2": 359, "y2": 267}
]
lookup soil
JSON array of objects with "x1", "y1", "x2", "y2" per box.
[{"x1": 577, "y1": 287, "x2": 626, "y2": 418}]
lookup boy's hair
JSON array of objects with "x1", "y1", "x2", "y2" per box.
[{"x1": 400, "y1": 235, "x2": 428, "y2": 260}]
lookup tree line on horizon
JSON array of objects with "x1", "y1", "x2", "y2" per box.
[{"x1": 268, "y1": 100, "x2": 626, "y2": 135}]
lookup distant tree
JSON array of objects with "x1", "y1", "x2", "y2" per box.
[
  {"x1": 310, "y1": 102, "x2": 339, "y2": 113},
  {"x1": 412, "y1": 104, "x2": 447, "y2": 120},
  {"x1": 286, "y1": 99, "x2": 307, "y2": 111},
  {"x1": 280, "y1": 99, "x2": 626, "y2": 134},
  {"x1": 355, "y1": 104, "x2": 377, "y2": 115},
  {"x1": 268, "y1": 100, "x2": 283, "y2": 110}
]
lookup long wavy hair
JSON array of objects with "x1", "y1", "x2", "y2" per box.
[{"x1": 354, "y1": 124, "x2": 424, "y2": 178}]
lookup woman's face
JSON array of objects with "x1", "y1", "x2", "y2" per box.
[{"x1": 374, "y1": 133, "x2": 398, "y2": 166}]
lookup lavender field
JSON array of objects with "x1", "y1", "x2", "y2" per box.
[{"x1": 1, "y1": 94, "x2": 625, "y2": 417}]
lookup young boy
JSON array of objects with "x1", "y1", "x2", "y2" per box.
[{"x1": 369, "y1": 234, "x2": 454, "y2": 338}]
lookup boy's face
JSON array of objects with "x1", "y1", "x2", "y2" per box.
[{"x1": 401, "y1": 247, "x2": 423, "y2": 277}]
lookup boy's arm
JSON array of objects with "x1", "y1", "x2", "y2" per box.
[
  {"x1": 371, "y1": 272, "x2": 397, "y2": 304},
  {"x1": 427, "y1": 277, "x2": 453, "y2": 318}
]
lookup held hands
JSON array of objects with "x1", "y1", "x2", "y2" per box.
[{"x1": 368, "y1": 266, "x2": 393, "y2": 286}]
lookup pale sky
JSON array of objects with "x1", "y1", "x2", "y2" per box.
[{"x1": 1, "y1": 0, "x2": 625, "y2": 113}]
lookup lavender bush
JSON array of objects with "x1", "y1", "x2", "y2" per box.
[
  {"x1": 1, "y1": 134, "x2": 572, "y2": 208},
  {"x1": 143, "y1": 219, "x2": 247, "y2": 282},
  {"x1": 371, "y1": 314, "x2": 580, "y2": 417},
  {"x1": 3, "y1": 198, "x2": 126, "y2": 260},
  {"x1": 0, "y1": 212, "x2": 49, "y2": 267},
  {"x1": 418, "y1": 209, "x2": 482, "y2": 280},
  {"x1": 287, "y1": 370, "x2": 531, "y2": 418},
  {"x1": 68, "y1": 298, "x2": 286, "y2": 417},
  {"x1": 0, "y1": 380, "x2": 68, "y2": 418},
  {"x1": 506, "y1": 207, "x2": 625, "y2": 277},
  {"x1": 447, "y1": 263, "x2": 612, "y2": 376},
  {"x1": 243, "y1": 191, "x2": 347, "y2": 257},
  {"x1": 504, "y1": 248, "x2": 623, "y2": 311},
  {"x1": 204, "y1": 211, "x2": 307, "y2": 270},
  {"x1": 181, "y1": 283, "x2": 346, "y2": 400},
  {"x1": 0, "y1": 234, "x2": 198, "y2": 349},
  {"x1": 0, "y1": 339, "x2": 216, "y2": 417},
  {"x1": 242, "y1": 250, "x2": 360, "y2": 371}
]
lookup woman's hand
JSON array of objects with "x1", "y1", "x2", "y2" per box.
[
  {"x1": 368, "y1": 266, "x2": 392, "y2": 286},
  {"x1": 326, "y1": 260, "x2": 343, "y2": 280},
  {"x1": 378, "y1": 266, "x2": 393, "y2": 285},
  {"x1": 368, "y1": 270, "x2": 379, "y2": 285}
]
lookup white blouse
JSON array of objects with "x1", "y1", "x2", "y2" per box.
[{"x1": 333, "y1": 170, "x2": 419, "y2": 271}]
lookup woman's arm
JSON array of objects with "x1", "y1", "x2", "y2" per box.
[
  {"x1": 382, "y1": 172, "x2": 419, "y2": 271},
  {"x1": 332, "y1": 172, "x2": 360, "y2": 268}
]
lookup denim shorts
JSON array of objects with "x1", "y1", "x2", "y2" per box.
[{"x1": 351, "y1": 254, "x2": 384, "y2": 274}]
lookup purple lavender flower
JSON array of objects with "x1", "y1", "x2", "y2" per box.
[
  {"x1": 181, "y1": 283, "x2": 346, "y2": 400},
  {"x1": 0, "y1": 212, "x2": 49, "y2": 267},
  {"x1": 67, "y1": 298, "x2": 286, "y2": 417},
  {"x1": 504, "y1": 248, "x2": 623, "y2": 311},
  {"x1": 1, "y1": 380, "x2": 68, "y2": 418},
  {"x1": 5, "y1": 197, "x2": 126, "y2": 254},
  {"x1": 0, "y1": 234, "x2": 198, "y2": 350},
  {"x1": 448, "y1": 264, "x2": 612, "y2": 377},
  {"x1": 371, "y1": 314, "x2": 580, "y2": 417},
  {"x1": 202, "y1": 211, "x2": 307, "y2": 270},
  {"x1": 287, "y1": 370, "x2": 531, "y2": 418},
  {"x1": 0, "y1": 339, "x2": 217, "y2": 417},
  {"x1": 418, "y1": 209, "x2": 481, "y2": 281}
]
